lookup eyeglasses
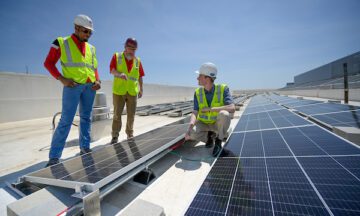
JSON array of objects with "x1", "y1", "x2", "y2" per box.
[
  {"x1": 80, "y1": 28, "x2": 92, "y2": 35},
  {"x1": 126, "y1": 45, "x2": 137, "y2": 51}
]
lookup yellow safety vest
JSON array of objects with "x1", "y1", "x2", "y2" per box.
[
  {"x1": 112, "y1": 52, "x2": 140, "y2": 96},
  {"x1": 58, "y1": 36, "x2": 97, "y2": 84},
  {"x1": 195, "y1": 84, "x2": 226, "y2": 124}
]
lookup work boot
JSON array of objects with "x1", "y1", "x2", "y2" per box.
[
  {"x1": 205, "y1": 131, "x2": 215, "y2": 148},
  {"x1": 110, "y1": 137, "x2": 118, "y2": 144},
  {"x1": 80, "y1": 148, "x2": 92, "y2": 155},
  {"x1": 45, "y1": 158, "x2": 59, "y2": 167},
  {"x1": 212, "y1": 138, "x2": 222, "y2": 157}
]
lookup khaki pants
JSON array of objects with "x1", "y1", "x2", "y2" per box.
[
  {"x1": 112, "y1": 93, "x2": 137, "y2": 138},
  {"x1": 190, "y1": 110, "x2": 231, "y2": 142}
]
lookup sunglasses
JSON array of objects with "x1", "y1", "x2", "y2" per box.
[
  {"x1": 126, "y1": 45, "x2": 137, "y2": 50},
  {"x1": 80, "y1": 28, "x2": 92, "y2": 35}
]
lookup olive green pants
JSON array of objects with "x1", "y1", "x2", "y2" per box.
[{"x1": 111, "y1": 93, "x2": 137, "y2": 138}]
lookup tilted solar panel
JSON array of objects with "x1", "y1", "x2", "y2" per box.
[
  {"x1": 295, "y1": 103, "x2": 359, "y2": 116},
  {"x1": 24, "y1": 121, "x2": 188, "y2": 191},
  {"x1": 310, "y1": 110, "x2": 360, "y2": 128},
  {"x1": 185, "y1": 95, "x2": 360, "y2": 215}
]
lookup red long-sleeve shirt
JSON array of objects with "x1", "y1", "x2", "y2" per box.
[
  {"x1": 44, "y1": 34, "x2": 100, "y2": 82},
  {"x1": 109, "y1": 54, "x2": 145, "y2": 77}
]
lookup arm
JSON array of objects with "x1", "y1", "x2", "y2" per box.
[
  {"x1": 185, "y1": 110, "x2": 198, "y2": 140},
  {"x1": 92, "y1": 69, "x2": 101, "y2": 90},
  {"x1": 185, "y1": 93, "x2": 199, "y2": 140},
  {"x1": 138, "y1": 61, "x2": 144, "y2": 98},
  {"x1": 204, "y1": 104, "x2": 235, "y2": 113},
  {"x1": 138, "y1": 77, "x2": 143, "y2": 98},
  {"x1": 202, "y1": 86, "x2": 235, "y2": 113},
  {"x1": 110, "y1": 68, "x2": 128, "y2": 80},
  {"x1": 43, "y1": 40, "x2": 78, "y2": 87},
  {"x1": 110, "y1": 54, "x2": 127, "y2": 79}
]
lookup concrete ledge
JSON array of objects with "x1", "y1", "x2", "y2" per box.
[
  {"x1": 328, "y1": 99, "x2": 341, "y2": 103},
  {"x1": 7, "y1": 186, "x2": 79, "y2": 216},
  {"x1": 120, "y1": 199, "x2": 165, "y2": 216},
  {"x1": 333, "y1": 126, "x2": 360, "y2": 145}
]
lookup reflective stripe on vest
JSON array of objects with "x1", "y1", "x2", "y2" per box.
[
  {"x1": 112, "y1": 52, "x2": 140, "y2": 96},
  {"x1": 58, "y1": 36, "x2": 97, "y2": 84},
  {"x1": 196, "y1": 84, "x2": 226, "y2": 124}
]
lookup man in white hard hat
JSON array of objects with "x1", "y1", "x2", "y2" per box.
[
  {"x1": 44, "y1": 14, "x2": 101, "y2": 167},
  {"x1": 185, "y1": 62, "x2": 235, "y2": 157}
]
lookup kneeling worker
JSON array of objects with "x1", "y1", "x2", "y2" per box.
[{"x1": 185, "y1": 62, "x2": 235, "y2": 156}]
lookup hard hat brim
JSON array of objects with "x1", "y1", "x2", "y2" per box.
[{"x1": 75, "y1": 24, "x2": 94, "y2": 31}]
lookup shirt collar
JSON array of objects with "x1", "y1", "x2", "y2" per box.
[
  {"x1": 204, "y1": 85, "x2": 215, "y2": 94},
  {"x1": 71, "y1": 34, "x2": 85, "y2": 46}
]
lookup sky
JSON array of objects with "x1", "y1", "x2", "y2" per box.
[{"x1": 0, "y1": 0, "x2": 359, "y2": 90}]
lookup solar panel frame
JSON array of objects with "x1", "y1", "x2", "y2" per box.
[
  {"x1": 294, "y1": 103, "x2": 360, "y2": 116},
  {"x1": 23, "y1": 123, "x2": 188, "y2": 192},
  {"x1": 185, "y1": 94, "x2": 360, "y2": 215},
  {"x1": 280, "y1": 100, "x2": 323, "y2": 108},
  {"x1": 309, "y1": 109, "x2": 360, "y2": 128}
]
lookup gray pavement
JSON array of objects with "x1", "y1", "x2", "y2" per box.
[{"x1": 0, "y1": 109, "x2": 243, "y2": 216}]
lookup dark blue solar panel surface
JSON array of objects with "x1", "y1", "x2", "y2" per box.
[
  {"x1": 298, "y1": 156, "x2": 360, "y2": 215},
  {"x1": 281, "y1": 99, "x2": 323, "y2": 108},
  {"x1": 27, "y1": 122, "x2": 188, "y2": 184},
  {"x1": 186, "y1": 95, "x2": 360, "y2": 215},
  {"x1": 311, "y1": 110, "x2": 360, "y2": 128},
  {"x1": 294, "y1": 103, "x2": 360, "y2": 116},
  {"x1": 242, "y1": 104, "x2": 284, "y2": 115},
  {"x1": 234, "y1": 109, "x2": 311, "y2": 132}
]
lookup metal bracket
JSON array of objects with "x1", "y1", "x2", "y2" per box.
[
  {"x1": 72, "y1": 185, "x2": 94, "y2": 199},
  {"x1": 83, "y1": 189, "x2": 101, "y2": 216}
]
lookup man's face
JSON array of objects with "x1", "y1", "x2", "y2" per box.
[
  {"x1": 76, "y1": 26, "x2": 92, "y2": 42},
  {"x1": 197, "y1": 74, "x2": 207, "y2": 86},
  {"x1": 124, "y1": 43, "x2": 137, "y2": 59}
]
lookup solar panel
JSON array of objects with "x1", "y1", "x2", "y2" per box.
[
  {"x1": 294, "y1": 103, "x2": 360, "y2": 116},
  {"x1": 242, "y1": 104, "x2": 284, "y2": 115},
  {"x1": 310, "y1": 110, "x2": 360, "y2": 128},
  {"x1": 234, "y1": 109, "x2": 312, "y2": 132},
  {"x1": 185, "y1": 95, "x2": 360, "y2": 215},
  {"x1": 298, "y1": 156, "x2": 360, "y2": 215},
  {"x1": 24, "y1": 121, "x2": 188, "y2": 191},
  {"x1": 280, "y1": 99, "x2": 323, "y2": 108}
]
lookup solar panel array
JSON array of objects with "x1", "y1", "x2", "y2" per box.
[
  {"x1": 269, "y1": 94, "x2": 360, "y2": 129},
  {"x1": 186, "y1": 94, "x2": 360, "y2": 216},
  {"x1": 24, "y1": 119, "x2": 189, "y2": 191}
]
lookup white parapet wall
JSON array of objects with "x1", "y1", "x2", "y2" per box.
[
  {"x1": 0, "y1": 72, "x2": 195, "y2": 123},
  {"x1": 276, "y1": 89, "x2": 360, "y2": 101}
]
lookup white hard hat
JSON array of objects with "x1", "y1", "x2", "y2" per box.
[
  {"x1": 195, "y1": 62, "x2": 218, "y2": 78},
  {"x1": 74, "y1": 14, "x2": 94, "y2": 31}
]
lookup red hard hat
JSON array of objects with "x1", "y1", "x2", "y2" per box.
[{"x1": 125, "y1": 38, "x2": 137, "y2": 48}]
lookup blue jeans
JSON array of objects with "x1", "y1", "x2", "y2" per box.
[{"x1": 49, "y1": 83, "x2": 96, "y2": 159}]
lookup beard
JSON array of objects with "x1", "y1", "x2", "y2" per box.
[{"x1": 125, "y1": 54, "x2": 133, "y2": 60}]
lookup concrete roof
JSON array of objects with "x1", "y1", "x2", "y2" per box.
[{"x1": 0, "y1": 108, "x2": 243, "y2": 215}]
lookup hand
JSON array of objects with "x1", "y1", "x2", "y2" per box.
[
  {"x1": 59, "y1": 76, "x2": 78, "y2": 87},
  {"x1": 92, "y1": 81, "x2": 101, "y2": 90},
  {"x1": 201, "y1": 107, "x2": 211, "y2": 112},
  {"x1": 138, "y1": 89, "x2": 143, "y2": 98},
  {"x1": 185, "y1": 126, "x2": 193, "y2": 140},
  {"x1": 185, "y1": 132, "x2": 191, "y2": 141},
  {"x1": 118, "y1": 73, "x2": 128, "y2": 80}
]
